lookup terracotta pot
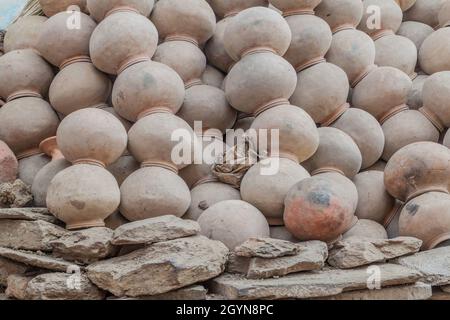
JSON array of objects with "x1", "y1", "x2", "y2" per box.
[
  {"x1": 201, "y1": 65, "x2": 225, "y2": 88},
  {"x1": 38, "y1": 12, "x2": 96, "y2": 68},
  {"x1": 90, "y1": 11, "x2": 158, "y2": 75},
  {"x1": 352, "y1": 66, "x2": 412, "y2": 122},
  {"x1": 240, "y1": 157, "x2": 310, "y2": 225},
  {"x1": 331, "y1": 108, "x2": 385, "y2": 169},
  {"x1": 207, "y1": 0, "x2": 269, "y2": 19},
  {"x1": 444, "y1": 129, "x2": 450, "y2": 148},
  {"x1": 49, "y1": 62, "x2": 112, "y2": 115},
  {"x1": 0, "y1": 97, "x2": 59, "y2": 159},
  {"x1": 381, "y1": 109, "x2": 439, "y2": 161},
  {"x1": 0, "y1": 50, "x2": 54, "y2": 102},
  {"x1": 358, "y1": 0, "x2": 403, "y2": 38},
  {"x1": 291, "y1": 62, "x2": 349, "y2": 126},
  {"x1": 31, "y1": 137, "x2": 71, "y2": 206},
  {"x1": 316, "y1": 0, "x2": 364, "y2": 33},
  {"x1": 384, "y1": 142, "x2": 450, "y2": 202},
  {"x1": 198, "y1": 200, "x2": 270, "y2": 249},
  {"x1": 223, "y1": 7, "x2": 292, "y2": 61},
  {"x1": 47, "y1": 163, "x2": 120, "y2": 229},
  {"x1": 284, "y1": 172, "x2": 358, "y2": 242},
  {"x1": 397, "y1": 21, "x2": 434, "y2": 53},
  {"x1": 407, "y1": 74, "x2": 428, "y2": 110},
  {"x1": 438, "y1": 0, "x2": 450, "y2": 27},
  {"x1": 87, "y1": 0, "x2": 155, "y2": 22},
  {"x1": 104, "y1": 211, "x2": 129, "y2": 230},
  {"x1": 233, "y1": 113, "x2": 254, "y2": 132},
  {"x1": 419, "y1": 28, "x2": 450, "y2": 75},
  {"x1": 225, "y1": 52, "x2": 297, "y2": 115},
  {"x1": 353, "y1": 171, "x2": 396, "y2": 224},
  {"x1": 421, "y1": 71, "x2": 450, "y2": 132},
  {"x1": 112, "y1": 61, "x2": 185, "y2": 122},
  {"x1": 3, "y1": 16, "x2": 47, "y2": 53},
  {"x1": 270, "y1": 226, "x2": 299, "y2": 242},
  {"x1": 343, "y1": 219, "x2": 388, "y2": 239},
  {"x1": 400, "y1": 192, "x2": 450, "y2": 250},
  {"x1": 98, "y1": 106, "x2": 132, "y2": 132},
  {"x1": 0, "y1": 141, "x2": 18, "y2": 184},
  {"x1": 106, "y1": 152, "x2": 140, "y2": 186},
  {"x1": 386, "y1": 201, "x2": 402, "y2": 238},
  {"x1": 39, "y1": 0, "x2": 88, "y2": 17},
  {"x1": 326, "y1": 29, "x2": 376, "y2": 87},
  {"x1": 404, "y1": 0, "x2": 447, "y2": 28},
  {"x1": 364, "y1": 160, "x2": 387, "y2": 172},
  {"x1": 395, "y1": 0, "x2": 417, "y2": 11},
  {"x1": 302, "y1": 127, "x2": 362, "y2": 179},
  {"x1": 250, "y1": 105, "x2": 319, "y2": 163},
  {"x1": 184, "y1": 182, "x2": 241, "y2": 221},
  {"x1": 18, "y1": 154, "x2": 51, "y2": 186},
  {"x1": 270, "y1": 0, "x2": 321, "y2": 14},
  {"x1": 205, "y1": 18, "x2": 235, "y2": 73},
  {"x1": 57, "y1": 108, "x2": 128, "y2": 166}
]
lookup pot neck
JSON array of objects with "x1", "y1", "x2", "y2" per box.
[
  {"x1": 371, "y1": 29, "x2": 395, "y2": 41},
  {"x1": 379, "y1": 104, "x2": 409, "y2": 125},
  {"x1": 39, "y1": 136, "x2": 65, "y2": 160},
  {"x1": 311, "y1": 167, "x2": 346, "y2": 177},
  {"x1": 137, "y1": 106, "x2": 173, "y2": 121},
  {"x1": 105, "y1": 6, "x2": 140, "y2": 18},
  {"x1": 7, "y1": 91, "x2": 42, "y2": 103},
  {"x1": 351, "y1": 64, "x2": 377, "y2": 88},
  {"x1": 419, "y1": 107, "x2": 445, "y2": 133},
  {"x1": 165, "y1": 35, "x2": 199, "y2": 47},
  {"x1": 118, "y1": 56, "x2": 151, "y2": 74},
  {"x1": 141, "y1": 161, "x2": 178, "y2": 174},
  {"x1": 17, "y1": 148, "x2": 43, "y2": 160},
  {"x1": 73, "y1": 159, "x2": 106, "y2": 168},
  {"x1": 382, "y1": 200, "x2": 403, "y2": 228},
  {"x1": 185, "y1": 79, "x2": 203, "y2": 89},
  {"x1": 295, "y1": 57, "x2": 326, "y2": 72},
  {"x1": 191, "y1": 176, "x2": 219, "y2": 189},
  {"x1": 241, "y1": 46, "x2": 278, "y2": 59},
  {"x1": 406, "y1": 187, "x2": 450, "y2": 203},
  {"x1": 59, "y1": 56, "x2": 91, "y2": 70},
  {"x1": 332, "y1": 24, "x2": 356, "y2": 34},
  {"x1": 283, "y1": 9, "x2": 315, "y2": 17},
  {"x1": 253, "y1": 98, "x2": 290, "y2": 117},
  {"x1": 321, "y1": 103, "x2": 350, "y2": 127},
  {"x1": 427, "y1": 232, "x2": 450, "y2": 251}
]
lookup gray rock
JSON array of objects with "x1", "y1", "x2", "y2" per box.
[
  {"x1": 112, "y1": 215, "x2": 200, "y2": 246},
  {"x1": 5, "y1": 274, "x2": 32, "y2": 300},
  {"x1": 50, "y1": 227, "x2": 116, "y2": 264},
  {"x1": 0, "y1": 207, "x2": 58, "y2": 224},
  {"x1": 234, "y1": 238, "x2": 300, "y2": 258},
  {"x1": 441, "y1": 285, "x2": 450, "y2": 293},
  {"x1": 0, "y1": 256, "x2": 30, "y2": 286},
  {"x1": 87, "y1": 235, "x2": 228, "y2": 297},
  {"x1": 0, "y1": 180, "x2": 32, "y2": 208},
  {"x1": 108, "y1": 285, "x2": 207, "y2": 300},
  {"x1": 210, "y1": 264, "x2": 422, "y2": 300}
]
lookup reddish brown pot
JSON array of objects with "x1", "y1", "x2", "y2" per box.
[
  {"x1": 381, "y1": 109, "x2": 439, "y2": 161},
  {"x1": 0, "y1": 50, "x2": 54, "y2": 102},
  {"x1": 38, "y1": 0, "x2": 88, "y2": 17},
  {"x1": 421, "y1": 71, "x2": 450, "y2": 132},
  {"x1": 404, "y1": 0, "x2": 447, "y2": 28},
  {"x1": 331, "y1": 108, "x2": 385, "y2": 169},
  {"x1": 207, "y1": 0, "x2": 268, "y2": 19},
  {"x1": 316, "y1": 0, "x2": 363, "y2": 33},
  {"x1": 400, "y1": 192, "x2": 450, "y2": 250},
  {"x1": 240, "y1": 157, "x2": 311, "y2": 225},
  {"x1": 302, "y1": 127, "x2": 362, "y2": 179},
  {"x1": 397, "y1": 21, "x2": 434, "y2": 53},
  {"x1": 198, "y1": 200, "x2": 270, "y2": 249},
  {"x1": 38, "y1": 12, "x2": 96, "y2": 68},
  {"x1": 343, "y1": 219, "x2": 388, "y2": 239},
  {"x1": 419, "y1": 28, "x2": 450, "y2": 75},
  {"x1": 112, "y1": 61, "x2": 185, "y2": 122},
  {"x1": 353, "y1": 171, "x2": 396, "y2": 224},
  {"x1": 408, "y1": 74, "x2": 428, "y2": 110},
  {"x1": 395, "y1": 0, "x2": 417, "y2": 11},
  {"x1": 4, "y1": 16, "x2": 47, "y2": 53},
  {"x1": 205, "y1": 18, "x2": 235, "y2": 73},
  {"x1": 106, "y1": 153, "x2": 140, "y2": 186},
  {"x1": 49, "y1": 62, "x2": 112, "y2": 115},
  {"x1": 201, "y1": 65, "x2": 225, "y2": 88},
  {"x1": 0, "y1": 141, "x2": 18, "y2": 184},
  {"x1": 358, "y1": 0, "x2": 402, "y2": 37},
  {"x1": 284, "y1": 172, "x2": 358, "y2": 242},
  {"x1": 87, "y1": 0, "x2": 155, "y2": 22},
  {"x1": 270, "y1": 226, "x2": 299, "y2": 242},
  {"x1": 90, "y1": 11, "x2": 158, "y2": 75},
  {"x1": 384, "y1": 142, "x2": 450, "y2": 202}
]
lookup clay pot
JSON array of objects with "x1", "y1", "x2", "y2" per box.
[
  {"x1": 104, "y1": 211, "x2": 129, "y2": 230},
  {"x1": 38, "y1": 12, "x2": 96, "y2": 68},
  {"x1": 240, "y1": 157, "x2": 310, "y2": 225},
  {"x1": 3, "y1": 16, "x2": 48, "y2": 53},
  {"x1": 343, "y1": 219, "x2": 388, "y2": 240},
  {"x1": 438, "y1": 0, "x2": 450, "y2": 27},
  {"x1": 0, "y1": 141, "x2": 18, "y2": 184},
  {"x1": 302, "y1": 127, "x2": 362, "y2": 179},
  {"x1": 352, "y1": 66, "x2": 412, "y2": 122},
  {"x1": 233, "y1": 113, "x2": 255, "y2": 132},
  {"x1": 87, "y1": 0, "x2": 155, "y2": 22},
  {"x1": 47, "y1": 163, "x2": 121, "y2": 229},
  {"x1": 198, "y1": 200, "x2": 270, "y2": 249},
  {"x1": 223, "y1": 7, "x2": 292, "y2": 61},
  {"x1": 201, "y1": 65, "x2": 225, "y2": 88},
  {"x1": 106, "y1": 153, "x2": 140, "y2": 186},
  {"x1": 386, "y1": 202, "x2": 402, "y2": 238},
  {"x1": 184, "y1": 182, "x2": 241, "y2": 221},
  {"x1": 407, "y1": 74, "x2": 428, "y2": 110},
  {"x1": 444, "y1": 129, "x2": 450, "y2": 148},
  {"x1": 397, "y1": 21, "x2": 434, "y2": 53},
  {"x1": 331, "y1": 108, "x2": 385, "y2": 169},
  {"x1": 18, "y1": 154, "x2": 51, "y2": 186},
  {"x1": 326, "y1": 29, "x2": 376, "y2": 87},
  {"x1": 419, "y1": 28, "x2": 450, "y2": 75},
  {"x1": 395, "y1": 0, "x2": 417, "y2": 11},
  {"x1": 404, "y1": 0, "x2": 447, "y2": 28},
  {"x1": 0, "y1": 97, "x2": 59, "y2": 159},
  {"x1": 421, "y1": 71, "x2": 450, "y2": 132},
  {"x1": 112, "y1": 61, "x2": 185, "y2": 122},
  {"x1": 100, "y1": 106, "x2": 132, "y2": 132},
  {"x1": 284, "y1": 172, "x2": 358, "y2": 242},
  {"x1": 39, "y1": 0, "x2": 88, "y2": 17},
  {"x1": 250, "y1": 105, "x2": 319, "y2": 163},
  {"x1": 364, "y1": 160, "x2": 387, "y2": 172},
  {"x1": 205, "y1": 18, "x2": 235, "y2": 73},
  {"x1": 270, "y1": 0, "x2": 321, "y2": 14},
  {"x1": 31, "y1": 137, "x2": 71, "y2": 207},
  {"x1": 90, "y1": 11, "x2": 158, "y2": 75},
  {"x1": 207, "y1": 0, "x2": 269, "y2": 19},
  {"x1": 49, "y1": 62, "x2": 112, "y2": 115},
  {"x1": 0, "y1": 50, "x2": 54, "y2": 102},
  {"x1": 353, "y1": 171, "x2": 396, "y2": 224},
  {"x1": 384, "y1": 142, "x2": 450, "y2": 202},
  {"x1": 291, "y1": 62, "x2": 349, "y2": 126},
  {"x1": 270, "y1": 226, "x2": 299, "y2": 243},
  {"x1": 225, "y1": 53, "x2": 297, "y2": 115},
  {"x1": 381, "y1": 109, "x2": 439, "y2": 161},
  {"x1": 316, "y1": 0, "x2": 364, "y2": 33},
  {"x1": 358, "y1": 0, "x2": 403, "y2": 37},
  {"x1": 400, "y1": 192, "x2": 450, "y2": 249}
]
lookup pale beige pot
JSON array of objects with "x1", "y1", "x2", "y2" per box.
[
  {"x1": 419, "y1": 28, "x2": 450, "y2": 75},
  {"x1": 99, "y1": 106, "x2": 132, "y2": 132},
  {"x1": 240, "y1": 157, "x2": 311, "y2": 225},
  {"x1": 358, "y1": 0, "x2": 402, "y2": 37},
  {"x1": 39, "y1": 0, "x2": 88, "y2": 17},
  {"x1": 316, "y1": 0, "x2": 364, "y2": 33},
  {"x1": 233, "y1": 114, "x2": 254, "y2": 132},
  {"x1": 397, "y1": 21, "x2": 434, "y2": 53},
  {"x1": 270, "y1": 0, "x2": 321, "y2": 14},
  {"x1": 87, "y1": 0, "x2": 155, "y2": 22},
  {"x1": 421, "y1": 71, "x2": 450, "y2": 132},
  {"x1": 4, "y1": 16, "x2": 47, "y2": 53},
  {"x1": 343, "y1": 219, "x2": 388, "y2": 240},
  {"x1": 404, "y1": 0, "x2": 447, "y2": 28},
  {"x1": 205, "y1": 18, "x2": 235, "y2": 73},
  {"x1": 18, "y1": 154, "x2": 51, "y2": 186},
  {"x1": 198, "y1": 200, "x2": 270, "y2": 249},
  {"x1": 438, "y1": 0, "x2": 450, "y2": 27},
  {"x1": 270, "y1": 226, "x2": 299, "y2": 243},
  {"x1": 201, "y1": 65, "x2": 225, "y2": 88},
  {"x1": 364, "y1": 160, "x2": 387, "y2": 172},
  {"x1": 207, "y1": 0, "x2": 269, "y2": 19},
  {"x1": 444, "y1": 129, "x2": 450, "y2": 148},
  {"x1": 395, "y1": 0, "x2": 417, "y2": 11},
  {"x1": 408, "y1": 74, "x2": 428, "y2": 110},
  {"x1": 106, "y1": 153, "x2": 140, "y2": 186},
  {"x1": 104, "y1": 211, "x2": 129, "y2": 230}
]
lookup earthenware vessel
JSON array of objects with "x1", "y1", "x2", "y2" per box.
[
  {"x1": 404, "y1": 0, "x2": 447, "y2": 28},
  {"x1": 397, "y1": 21, "x2": 434, "y2": 53},
  {"x1": 39, "y1": 0, "x2": 88, "y2": 17},
  {"x1": 3, "y1": 16, "x2": 47, "y2": 53},
  {"x1": 343, "y1": 219, "x2": 388, "y2": 239},
  {"x1": 201, "y1": 65, "x2": 225, "y2": 88},
  {"x1": 421, "y1": 71, "x2": 450, "y2": 132},
  {"x1": 316, "y1": 0, "x2": 364, "y2": 33},
  {"x1": 87, "y1": 0, "x2": 155, "y2": 22},
  {"x1": 395, "y1": 0, "x2": 417, "y2": 11}
]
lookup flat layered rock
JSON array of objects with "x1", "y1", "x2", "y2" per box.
[
  {"x1": 234, "y1": 238, "x2": 300, "y2": 258},
  {"x1": 228, "y1": 241, "x2": 328, "y2": 279},
  {"x1": 5, "y1": 274, "x2": 32, "y2": 300},
  {"x1": 393, "y1": 247, "x2": 450, "y2": 286},
  {"x1": 112, "y1": 215, "x2": 200, "y2": 246},
  {"x1": 210, "y1": 264, "x2": 422, "y2": 300},
  {"x1": 0, "y1": 207, "x2": 58, "y2": 224},
  {"x1": 50, "y1": 227, "x2": 116, "y2": 264},
  {"x1": 0, "y1": 180, "x2": 32, "y2": 208},
  {"x1": 87, "y1": 235, "x2": 228, "y2": 297},
  {"x1": 0, "y1": 256, "x2": 30, "y2": 286},
  {"x1": 109, "y1": 285, "x2": 207, "y2": 300},
  {"x1": 0, "y1": 247, "x2": 80, "y2": 272},
  {"x1": 0, "y1": 220, "x2": 66, "y2": 251}
]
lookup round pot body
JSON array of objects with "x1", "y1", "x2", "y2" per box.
[
  {"x1": 408, "y1": 74, "x2": 428, "y2": 110},
  {"x1": 269, "y1": 0, "x2": 321, "y2": 14},
  {"x1": 386, "y1": 202, "x2": 401, "y2": 238},
  {"x1": 18, "y1": 154, "x2": 51, "y2": 186},
  {"x1": 364, "y1": 160, "x2": 387, "y2": 172},
  {"x1": 201, "y1": 65, "x2": 225, "y2": 89},
  {"x1": 205, "y1": 17, "x2": 234, "y2": 74},
  {"x1": 4, "y1": 16, "x2": 48, "y2": 52},
  {"x1": 240, "y1": 158, "x2": 311, "y2": 225},
  {"x1": 270, "y1": 226, "x2": 299, "y2": 243},
  {"x1": 358, "y1": 0, "x2": 403, "y2": 36},
  {"x1": 316, "y1": 0, "x2": 364, "y2": 32},
  {"x1": 104, "y1": 211, "x2": 129, "y2": 230},
  {"x1": 87, "y1": 0, "x2": 155, "y2": 22},
  {"x1": 419, "y1": 28, "x2": 450, "y2": 75},
  {"x1": 422, "y1": 71, "x2": 450, "y2": 131},
  {"x1": 207, "y1": 0, "x2": 269, "y2": 19},
  {"x1": 343, "y1": 219, "x2": 388, "y2": 239},
  {"x1": 0, "y1": 141, "x2": 18, "y2": 183},
  {"x1": 397, "y1": 21, "x2": 434, "y2": 53},
  {"x1": 395, "y1": 0, "x2": 417, "y2": 11},
  {"x1": 39, "y1": 0, "x2": 88, "y2": 17},
  {"x1": 106, "y1": 154, "x2": 140, "y2": 186},
  {"x1": 404, "y1": 0, "x2": 447, "y2": 28},
  {"x1": 47, "y1": 164, "x2": 120, "y2": 229},
  {"x1": 444, "y1": 129, "x2": 450, "y2": 148},
  {"x1": 198, "y1": 200, "x2": 270, "y2": 249}
]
